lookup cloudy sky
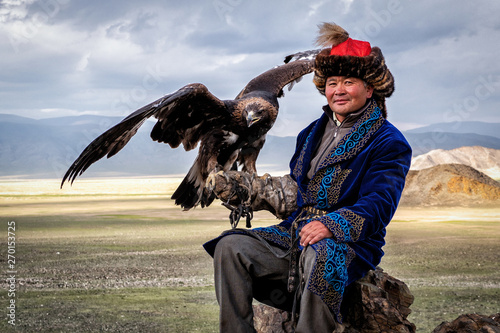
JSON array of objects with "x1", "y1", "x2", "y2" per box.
[{"x1": 1, "y1": 0, "x2": 499, "y2": 136}]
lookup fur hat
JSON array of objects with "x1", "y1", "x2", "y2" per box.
[{"x1": 313, "y1": 23, "x2": 394, "y2": 118}]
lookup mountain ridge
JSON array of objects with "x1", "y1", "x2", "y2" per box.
[
  {"x1": 407, "y1": 121, "x2": 500, "y2": 139},
  {"x1": 1, "y1": 114, "x2": 499, "y2": 179}
]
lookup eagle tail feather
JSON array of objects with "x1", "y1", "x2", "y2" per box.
[
  {"x1": 171, "y1": 176, "x2": 201, "y2": 210},
  {"x1": 171, "y1": 160, "x2": 207, "y2": 209}
]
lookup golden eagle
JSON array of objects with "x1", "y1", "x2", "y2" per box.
[{"x1": 61, "y1": 59, "x2": 314, "y2": 209}]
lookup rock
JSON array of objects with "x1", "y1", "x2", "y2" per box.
[
  {"x1": 253, "y1": 303, "x2": 294, "y2": 333},
  {"x1": 339, "y1": 267, "x2": 416, "y2": 333},
  {"x1": 253, "y1": 267, "x2": 416, "y2": 333},
  {"x1": 432, "y1": 313, "x2": 500, "y2": 333}
]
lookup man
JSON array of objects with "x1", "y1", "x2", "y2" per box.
[{"x1": 203, "y1": 23, "x2": 412, "y2": 332}]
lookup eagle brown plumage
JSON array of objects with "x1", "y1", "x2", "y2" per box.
[{"x1": 61, "y1": 59, "x2": 314, "y2": 209}]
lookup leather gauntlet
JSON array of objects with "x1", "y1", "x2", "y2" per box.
[{"x1": 206, "y1": 171, "x2": 298, "y2": 219}]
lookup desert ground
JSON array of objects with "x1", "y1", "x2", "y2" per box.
[{"x1": 1, "y1": 177, "x2": 499, "y2": 332}]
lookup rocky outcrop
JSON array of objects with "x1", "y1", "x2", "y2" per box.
[
  {"x1": 432, "y1": 312, "x2": 500, "y2": 333},
  {"x1": 339, "y1": 268, "x2": 415, "y2": 333},
  {"x1": 253, "y1": 304, "x2": 294, "y2": 333},
  {"x1": 400, "y1": 163, "x2": 500, "y2": 207},
  {"x1": 253, "y1": 267, "x2": 416, "y2": 333}
]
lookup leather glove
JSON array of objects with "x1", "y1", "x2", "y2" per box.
[{"x1": 206, "y1": 171, "x2": 298, "y2": 219}]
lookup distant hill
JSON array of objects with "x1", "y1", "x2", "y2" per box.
[
  {"x1": 0, "y1": 114, "x2": 294, "y2": 179},
  {"x1": 0, "y1": 114, "x2": 196, "y2": 179},
  {"x1": 1, "y1": 114, "x2": 499, "y2": 179},
  {"x1": 404, "y1": 121, "x2": 500, "y2": 155},
  {"x1": 411, "y1": 146, "x2": 500, "y2": 179},
  {"x1": 403, "y1": 132, "x2": 500, "y2": 156},
  {"x1": 400, "y1": 164, "x2": 500, "y2": 207},
  {"x1": 407, "y1": 121, "x2": 500, "y2": 139}
]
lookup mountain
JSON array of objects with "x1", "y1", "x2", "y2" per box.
[
  {"x1": 411, "y1": 146, "x2": 500, "y2": 179},
  {"x1": 406, "y1": 121, "x2": 500, "y2": 139},
  {"x1": 0, "y1": 114, "x2": 294, "y2": 179},
  {"x1": 403, "y1": 132, "x2": 500, "y2": 156},
  {"x1": 0, "y1": 114, "x2": 197, "y2": 179},
  {"x1": 404, "y1": 121, "x2": 500, "y2": 155},
  {"x1": 400, "y1": 164, "x2": 500, "y2": 207},
  {"x1": 1, "y1": 114, "x2": 499, "y2": 179}
]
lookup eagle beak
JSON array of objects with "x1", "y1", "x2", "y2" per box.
[{"x1": 247, "y1": 111, "x2": 261, "y2": 127}]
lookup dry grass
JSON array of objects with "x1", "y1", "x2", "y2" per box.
[
  {"x1": 383, "y1": 207, "x2": 500, "y2": 331},
  {"x1": 0, "y1": 178, "x2": 499, "y2": 332}
]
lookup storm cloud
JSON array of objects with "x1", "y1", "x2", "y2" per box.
[{"x1": 1, "y1": 0, "x2": 499, "y2": 136}]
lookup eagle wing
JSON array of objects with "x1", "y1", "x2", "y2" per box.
[
  {"x1": 283, "y1": 48, "x2": 323, "y2": 64},
  {"x1": 235, "y1": 59, "x2": 314, "y2": 99},
  {"x1": 61, "y1": 83, "x2": 227, "y2": 187}
]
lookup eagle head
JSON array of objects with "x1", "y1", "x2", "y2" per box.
[
  {"x1": 246, "y1": 109, "x2": 262, "y2": 127},
  {"x1": 244, "y1": 99, "x2": 276, "y2": 128}
]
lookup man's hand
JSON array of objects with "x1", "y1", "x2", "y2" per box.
[{"x1": 299, "y1": 221, "x2": 333, "y2": 247}]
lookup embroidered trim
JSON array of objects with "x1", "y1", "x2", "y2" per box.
[
  {"x1": 306, "y1": 166, "x2": 352, "y2": 208},
  {"x1": 308, "y1": 239, "x2": 356, "y2": 322},
  {"x1": 292, "y1": 131, "x2": 314, "y2": 179},
  {"x1": 318, "y1": 103, "x2": 384, "y2": 169},
  {"x1": 320, "y1": 208, "x2": 365, "y2": 243},
  {"x1": 252, "y1": 225, "x2": 291, "y2": 248},
  {"x1": 317, "y1": 166, "x2": 336, "y2": 209}
]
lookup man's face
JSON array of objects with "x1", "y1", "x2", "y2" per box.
[{"x1": 325, "y1": 76, "x2": 374, "y2": 122}]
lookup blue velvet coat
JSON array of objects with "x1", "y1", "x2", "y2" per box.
[{"x1": 204, "y1": 99, "x2": 412, "y2": 320}]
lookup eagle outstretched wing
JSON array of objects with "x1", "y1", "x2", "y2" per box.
[
  {"x1": 284, "y1": 49, "x2": 323, "y2": 64},
  {"x1": 61, "y1": 84, "x2": 227, "y2": 185},
  {"x1": 61, "y1": 58, "x2": 315, "y2": 211}
]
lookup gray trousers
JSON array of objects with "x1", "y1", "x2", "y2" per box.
[{"x1": 213, "y1": 234, "x2": 337, "y2": 333}]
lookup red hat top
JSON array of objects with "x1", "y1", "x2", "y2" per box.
[{"x1": 329, "y1": 37, "x2": 371, "y2": 57}]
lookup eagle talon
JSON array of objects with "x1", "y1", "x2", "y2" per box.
[
  {"x1": 223, "y1": 171, "x2": 231, "y2": 184},
  {"x1": 260, "y1": 173, "x2": 272, "y2": 185},
  {"x1": 206, "y1": 170, "x2": 226, "y2": 192},
  {"x1": 205, "y1": 173, "x2": 216, "y2": 192}
]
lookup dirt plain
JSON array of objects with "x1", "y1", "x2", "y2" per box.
[{"x1": 0, "y1": 178, "x2": 499, "y2": 332}]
